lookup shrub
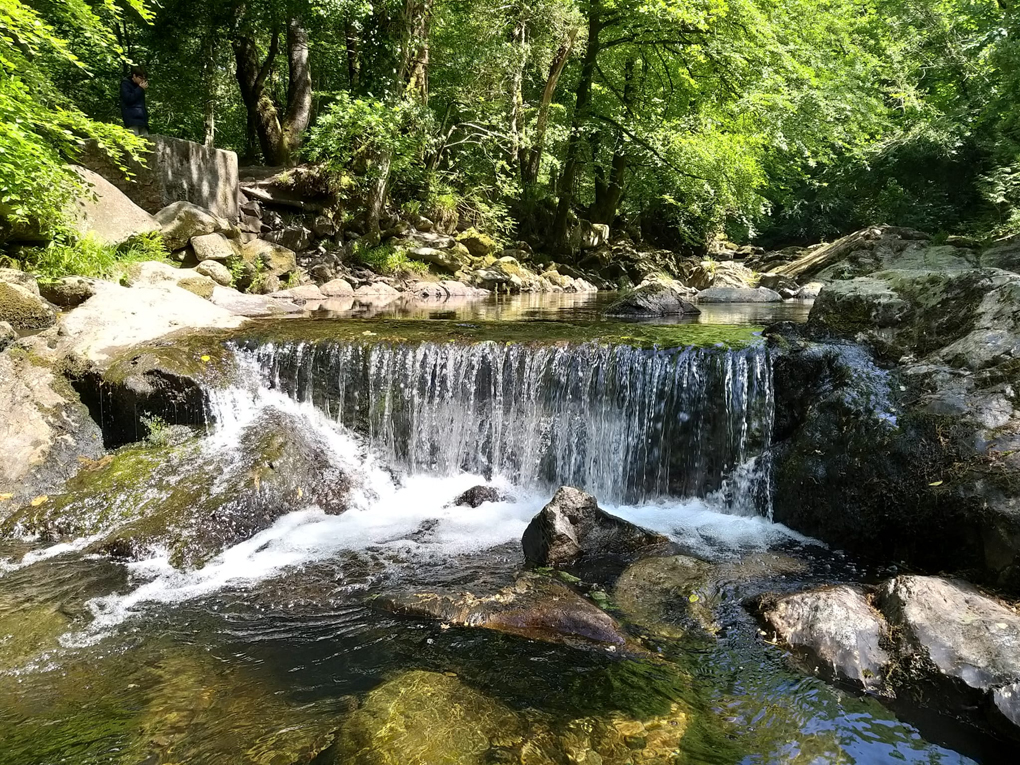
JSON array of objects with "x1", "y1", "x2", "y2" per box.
[
  {"x1": 353, "y1": 242, "x2": 430, "y2": 277},
  {"x1": 20, "y1": 231, "x2": 170, "y2": 280}
]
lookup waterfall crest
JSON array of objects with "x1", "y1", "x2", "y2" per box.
[{"x1": 230, "y1": 339, "x2": 774, "y2": 508}]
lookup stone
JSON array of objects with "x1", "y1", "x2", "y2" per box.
[
  {"x1": 605, "y1": 279, "x2": 699, "y2": 316},
  {"x1": 209, "y1": 286, "x2": 302, "y2": 317},
  {"x1": 311, "y1": 215, "x2": 336, "y2": 237},
  {"x1": 190, "y1": 232, "x2": 239, "y2": 262},
  {"x1": 0, "y1": 352, "x2": 104, "y2": 504},
  {"x1": 124, "y1": 261, "x2": 217, "y2": 299},
  {"x1": 758, "y1": 272, "x2": 799, "y2": 294},
  {"x1": 0, "y1": 282, "x2": 56, "y2": 330},
  {"x1": 408, "y1": 281, "x2": 449, "y2": 300},
  {"x1": 377, "y1": 573, "x2": 632, "y2": 649},
  {"x1": 689, "y1": 260, "x2": 757, "y2": 290},
  {"x1": 0, "y1": 267, "x2": 39, "y2": 295},
  {"x1": 240, "y1": 238, "x2": 298, "y2": 277},
  {"x1": 320, "y1": 278, "x2": 354, "y2": 297},
  {"x1": 155, "y1": 201, "x2": 233, "y2": 252},
  {"x1": 993, "y1": 683, "x2": 1020, "y2": 731},
  {"x1": 456, "y1": 227, "x2": 498, "y2": 257},
  {"x1": 265, "y1": 225, "x2": 314, "y2": 253},
  {"x1": 762, "y1": 586, "x2": 891, "y2": 690},
  {"x1": 441, "y1": 280, "x2": 486, "y2": 297},
  {"x1": 354, "y1": 283, "x2": 401, "y2": 300},
  {"x1": 0, "y1": 321, "x2": 14, "y2": 351},
  {"x1": 521, "y1": 486, "x2": 673, "y2": 567},
  {"x1": 571, "y1": 220, "x2": 610, "y2": 250},
  {"x1": 795, "y1": 281, "x2": 824, "y2": 299},
  {"x1": 878, "y1": 576, "x2": 1020, "y2": 696},
  {"x1": 37, "y1": 276, "x2": 97, "y2": 308},
  {"x1": 68, "y1": 166, "x2": 161, "y2": 247},
  {"x1": 80, "y1": 135, "x2": 239, "y2": 220},
  {"x1": 453, "y1": 485, "x2": 509, "y2": 508},
  {"x1": 194, "y1": 260, "x2": 232, "y2": 286},
  {"x1": 697, "y1": 286, "x2": 782, "y2": 303},
  {"x1": 408, "y1": 246, "x2": 466, "y2": 273}
]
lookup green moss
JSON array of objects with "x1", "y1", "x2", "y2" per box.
[{"x1": 233, "y1": 318, "x2": 764, "y2": 351}]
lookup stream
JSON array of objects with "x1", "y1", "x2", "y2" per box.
[{"x1": 0, "y1": 294, "x2": 1003, "y2": 764}]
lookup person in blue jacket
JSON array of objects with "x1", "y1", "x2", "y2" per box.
[{"x1": 120, "y1": 66, "x2": 149, "y2": 135}]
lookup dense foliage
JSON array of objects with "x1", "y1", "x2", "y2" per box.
[{"x1": 5, "y1": 0, "x2": 1020, "y2": 255}]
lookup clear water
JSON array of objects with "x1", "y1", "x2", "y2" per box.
[{"x1": 0, "y1": 299, "x2": 1008, "y2": 764}]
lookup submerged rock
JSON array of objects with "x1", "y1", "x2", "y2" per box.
[
  {"x1": 377, "y1": 573, "x2": 632, "y2": 650},
  {"x1": 762, "y1": 585, "x2": 890, "y2": 691},
  {"x1": 329, "y1": 669, "x2": 691, "y2": 765},
  {"x1": 522, "y1": 486, "x2": 673, "y2": 567}
]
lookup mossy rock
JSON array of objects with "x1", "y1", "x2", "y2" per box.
[
  {"x1": 0, "y1": 281, "x2": 56, "y2": 330},
  {"x1": 456, "y1": 228, "x2": 498, "y2": 258}
]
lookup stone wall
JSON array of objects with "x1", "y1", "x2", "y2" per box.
[{"x1": 81, "y1": 136, "x2": 239, "y2": 222}]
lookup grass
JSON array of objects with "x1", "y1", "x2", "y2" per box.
[
  {"x1": 354, "y1": 242, "x2": 430, "y2": 277},
  {"x1": 19, "y1": 232, "x2": 170, "y2": 280}
]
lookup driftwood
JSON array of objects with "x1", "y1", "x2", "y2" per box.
[{"x1": 773, "y1": 226, "x2": 930, "y2": 281}]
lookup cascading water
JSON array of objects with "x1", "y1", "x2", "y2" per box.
[{"x1": 232, "y1": 338, "x2": 775, "y2": 510}]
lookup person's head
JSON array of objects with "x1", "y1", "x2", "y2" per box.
[{"x1": 130, "y1": 66, "x2": 147, "y2": 85}]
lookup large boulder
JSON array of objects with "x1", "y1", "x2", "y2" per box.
[
  {"x1": 265, "y1": 225, "x2": 314, "y2": 253},
  {"x1": 209, "y1": 286, "x2": 302, "y2": 317},
  {"x1": 190, "y1": 232, "x2": 239, "y2": 262},
  {"x1": 81, "y1": 135, "x2": 239, "y2": 221},
  {"x1": 68, "y1": 166, "x2": 160, "y2": 247},
  {"x1": 761, "y1": 585, "x2": 891, "y2": 691},
  {"x1": 320, "y1": 278, "x2": 354, "y2": 297},
  {"x1": 240, "y1": 238, "x2": 298, "y2": 278},
  {"x1": 688, "y1": 260, "x2": 757, "y2": 290},
  {"x1": 604, "y1": 279, "x2": 699, "y2": 317},
  {"x1": 456, "y1": 227, "x2": 498, "y2": 257},
  {"x1": 155, "y1": 201, "x2": 234, "y2": 252},
  {"x1": 521, "y1": 486, "x2": 673, "y2": 567},
  {"x1": 0, "y1": 281, "x2": 55, "y2": 330}
]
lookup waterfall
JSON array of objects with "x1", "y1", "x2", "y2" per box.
[{"x1": 229, "y1": 339, "x2": 774, "y2": 509}]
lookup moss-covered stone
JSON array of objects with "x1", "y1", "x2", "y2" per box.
[
  {"x1": 456, "y1": 228, "x2": 498, "y2": 258},
  {"x1": 0, "y1": 281, "x2": 56, "y2": 330}
]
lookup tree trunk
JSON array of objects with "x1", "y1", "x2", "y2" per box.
[
  {"x1": 345, "y1": 19, "x2": 362, "y2": 92},
  {"x1": 590, "y1": 56, "x2": 639, "y2": 225},
  {"x1": 551, "y1": 6, "x2": 602, "y2": 252},
  {"x1": 233, "y1": 18, "x2": 312, "y2": 166},
  {"x1": 509, "y1": 17, "x2": 528, "y2": 176},
  {"x1": 522, "y1": 27, "x2": 576, "y2": 190},
  {"x1": 202, "y1": 36, "x2": 216, "y2": 147}
]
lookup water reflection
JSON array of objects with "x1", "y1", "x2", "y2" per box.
[{"x1": 299, "y1": 291, "x2": 814, "y2": 325}]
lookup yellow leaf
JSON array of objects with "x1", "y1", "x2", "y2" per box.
[
  {"x1": 0, "y1": 493, "x2": 13, "y2": 501},
  {"x1": 30, "y1": 495, "x2": 48, "y2": 507},
  {"x1": 689, "y1": 594, "x2": 700, "y2": 603},
  {"x1": 200, "y1": 355, "x2": 211, "y2": 362},
  {"x1": 929, "y1": 480, "x2": 944, "y2": 487}
]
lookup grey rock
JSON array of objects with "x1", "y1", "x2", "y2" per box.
[
  {"x1": 265, "y1": 225, "x2": 314, "y2": 253},
  {"x1": 763, "y1": 585, "x2": 891, "y2": 690},
  {"x1": 690, "y1": 260, "x2": 757, "y2": 290},
  {"x1": 240, "y1": 239, "x2": 298, "y2": 278},
  {"x1": 795, "y1": 281, "x2": 824, "y2": 299},
  {"x1": 191, "y1": 232, "x2": 239, "y2": 262},
  {"x1": 605, "y1": 280, "x2": 699, "y2": 316},
  {"x1": 320, "y1": 278, "x2": 354, "y2": 297},
  {"x1": 194, "y1": 260, "x2": 233, "y2": 286},
  {"x1": 453, "y1": 485, "x2": 509, "y2": 508},
  {"x1": 0, "y1": 267, "x2": 39, "y2": 295},
  {"x1": 68, "y1": 166, "x2": 161, "y2": 247},
  {"x1": 408, "y1": 246, "x2": 465, "y2": 274},
  {"x1": 268, "y1": 285, "x2": 324, "y2": 302},
  {"x1": 209, "y1": 286, "x2": 302, "y2": 317},
  {"x1": 0, "y1": 321, "x2": 15, "y2": 351},
  {"x1": 155, "y1": 201, "x2": 233, "y2": 252},
  {"x1": 697, "y1": 286, "x2": 782, "y2": 303},
  {"x1": 123, "y1": 261, "x2": 217, "y2": 300},
  {"x1": 521, "y1": 486, "x2": 672, "y2": 567},
  {"x1": 311, "y1": 215, "x2": 336, "y2": 237}
]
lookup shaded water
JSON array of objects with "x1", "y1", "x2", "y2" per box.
[{"x1": 0, "y1": 307, "x2": 1002, "y2": 764}]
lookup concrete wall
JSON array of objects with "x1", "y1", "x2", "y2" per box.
[{"x1": 81, "y1": 136, "x2": 239, "y2": 222}]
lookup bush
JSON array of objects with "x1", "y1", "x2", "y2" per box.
[
  {"x1": 20, "y1": 231, "x2": 170, "y2": 280},
  {"x1": 353, "y1": 242, "x2": 430, "y2": 277}
]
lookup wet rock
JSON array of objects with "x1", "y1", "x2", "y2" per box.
[
  {"x1": 155, "y1": 201, "x2": 234, "y2": 252},
  {"x1": 522, "y1": 486, "x2": 673, "y2": 567},
  {"x1": 6, "y1": 407, "x2": 353, "y2": 569},
  {"x1": 194, "y1": 260, "x2": 233, "y2": 286},
  {"x1": 269, "y1": 284, "x2": 324, "y2": 302},
  {"x1": 377, "y1": 573, "x2": 632, "y2": 650},
  {"x1": 210, "y1": 286, "x2": 302, "y2": 317},
  {"x1": 993, "y1": 682, "x2": 1020, "y2": 731},
  {"x1": 38, "y1": 276, "x2": 97, "y2": 307},
  {"x1": 697, "y1": 286, "x2": 782, "y2": 303},
  {"x1": 320, "y1": 278, "x2": 354, "y2": 297},
  {"x1": 762, "y1": 585, "x2": 891, "y2": 690},
  {"x1": 0, "y1": 281, "x2": 55, "y2": 330},
  {"x1": 605, "y1": 279, "x2": 699, "y2": 316},
  {"x1": 878, "y1": 576, "x2": 1020, "y2": 701},
  {"x1": 190, "y1": 232, "x2": 239, "y2": 262},
  {"x1": 354, "y1": 283, "x2": 401, "y2": 302},
  {"x1": 453, "y1": 485, "x2": 509, "y2": 508}
]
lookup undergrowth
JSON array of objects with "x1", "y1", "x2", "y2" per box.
[
  {"x1": 353, "y1": 242, "x2": 430, "y2": 277},
  {"x1": 19, "y1": 232, "x2": 170, "y2": 280}
]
